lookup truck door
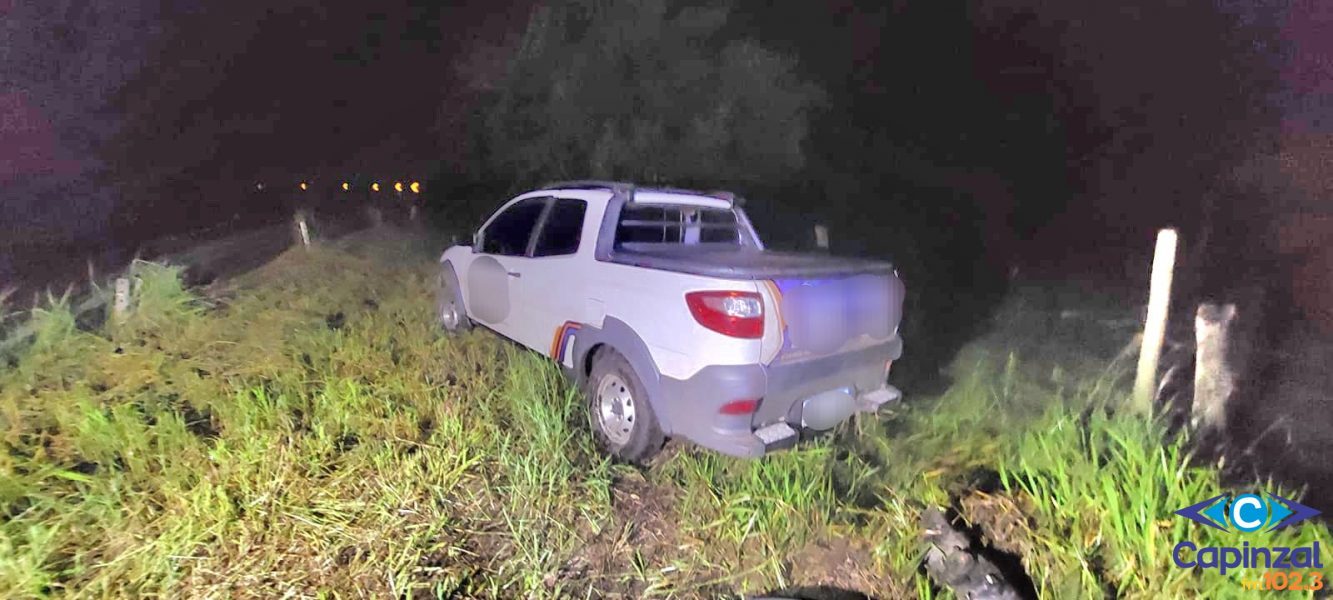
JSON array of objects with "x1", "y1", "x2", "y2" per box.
[
  {"x1": 521, "y1": 196, "x2": 592, "y2": 366},
  {"x1": 468, "y1": 196, "x2": 548, "y2": 349}
]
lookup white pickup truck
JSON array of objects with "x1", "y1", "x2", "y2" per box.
[{"x1": 438, "y1": 181, "x2": 905, "y2": 463}]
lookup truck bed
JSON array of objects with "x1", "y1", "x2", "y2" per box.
[{"x1": 609, "y1": 243, "x2": 894, "y2": 280}]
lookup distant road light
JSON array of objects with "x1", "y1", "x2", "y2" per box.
[
  {"x1": 372, "y1": 182, "x2": 381, "y2": 192},
  {"x1": 410, "y1": 181, "x2": 421, "y2": 194},
  {"x1": 394, "y1": 182, "x2": 404, "y2": 193},
  {"x1": 342, "y1": 182, "x2": 350, "y2": 191},
  {"x1": 300, "y1": 182, "x2": 309, "y2": 191},
  {"x1": 256, "y1": 183, "x2": 265, "y2": 191}
]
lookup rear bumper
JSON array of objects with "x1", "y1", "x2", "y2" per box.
[{"x1": 658, "y1": 336, "x2": 904, "y2": 457}]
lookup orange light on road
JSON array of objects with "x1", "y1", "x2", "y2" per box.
[
  {"x1": 299, "y1": 182, "x2": 309, "y2": 191},
  {"x1": 372, "y1": 183, "x2": 381, "y2": 192},
  {"x1": 394, "y1": 182, "x2": 404, "y2": 193},
  {"x1": 410, "y1": 181, "x2": 421, "y2": 194},
  {"x1": 342, "y1": 182, "x2": 350, "y2": 191}
]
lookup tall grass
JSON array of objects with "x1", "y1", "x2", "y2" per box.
[
  {"x1": 0, "y1": 234, "x2": 615, "y2": 598},
  {"x1": 1, "y1": 229, "x2": 1327, "y2": 598},
  {"x1": 1002, "y1": 408, "x2": 1329, "y2": 598}
]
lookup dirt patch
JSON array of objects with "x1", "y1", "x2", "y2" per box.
[
  {"x1": 178, "y1": 401, "x2": 220, "y2": 441},
  {"x1": 957, "y1": 490, "x2": 1037, "y2": 559},
  {"x1": 611, "y1": 470, "x2": 677, "y2": 553},
  {"x1": 557, "y1": 469, "x2": 680, "y2": 598},
  {"x1": 784, "y1": 537, "x2": 899, "y2": 599}
]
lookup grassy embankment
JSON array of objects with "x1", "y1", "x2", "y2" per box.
[{"x1": 1, "y1": 227, "x2": 1327, "y2": 598}]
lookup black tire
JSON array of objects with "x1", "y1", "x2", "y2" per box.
[
  {"x1": 586, "y1": 349, "x2": 665, "y2": 464},
  {"x1": 437, "y1": 270, "x2": 471, "y2": 334}
]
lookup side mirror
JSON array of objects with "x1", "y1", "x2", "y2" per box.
[{"x1": 471, "y1": 231, "x2": 482, "y2": 253}]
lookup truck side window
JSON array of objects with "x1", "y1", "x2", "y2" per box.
[
  {"x1": 532, "y1": 198, "x2": 587, "y2": 257},
  {"x1": 481, "y1": 197, "x2": 546, "y2": 256}
]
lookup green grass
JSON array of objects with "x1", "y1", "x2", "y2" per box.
[
  {"x1": 1000, "y1": 406, "x2": 1328, "y2": 598},
  {"x1": 1, "y1": 227, "x2": 1327, "y2": 599}
]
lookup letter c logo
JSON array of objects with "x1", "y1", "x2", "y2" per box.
[{"x1": 1231, "y1": 494, "x2": 1267, "y2": 532}]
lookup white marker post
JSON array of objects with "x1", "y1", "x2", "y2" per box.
[
  {"x1": 1133, "y1": 228, "x2": 1178, "y2": 414},
  {"x1": 296, "y1": 211, "x2": 311, "y2": 247},
  {"x1": 113, "y1": 277, "x2": 131, "y2": 322},
  {"x1": 814, "y1": 224, "x2": 829, "y2": 250}
]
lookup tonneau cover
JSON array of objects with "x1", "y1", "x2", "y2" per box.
[{"x1": 608, "y1": 244, "x2": 893, "y2": 280}]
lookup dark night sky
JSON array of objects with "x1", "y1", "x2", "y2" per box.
[
  {"x1": 1, "y1": 0, "x2": 1329, "y2": 266},
  {"x1": 1, "y1": 1, "x2": 535, "y2": 241}
]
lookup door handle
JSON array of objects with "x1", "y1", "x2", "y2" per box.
[{"x1": 507, "y1": 271, "x2": 522, "y2": 278}]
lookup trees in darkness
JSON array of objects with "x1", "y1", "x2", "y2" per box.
[{"x1": 10, "y1": 0, "x2": 1286, "y2": 387}]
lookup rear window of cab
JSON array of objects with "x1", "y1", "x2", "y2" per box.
[{"x1": 614, "y1": 204, "x2": 742, "y2": 246}]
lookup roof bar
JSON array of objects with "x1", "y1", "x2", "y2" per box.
[
  {"x1": 540, "y1": 180, "x2": 743, "y2": 208},
  {"x1": 539, "y1": 180, "x2": 633, "y2": 191}
]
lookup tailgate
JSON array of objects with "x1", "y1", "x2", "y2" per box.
[{"x1": 761, "y1": 272, "x2": 905, "y2": 365}]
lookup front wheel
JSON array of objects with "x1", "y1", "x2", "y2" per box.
[
  {"x1": 587, "y1": 349, "x2": 664, "y2": 465},
  {"x1": 437, "y1": 271, "x2": 471, "y2": 334}
]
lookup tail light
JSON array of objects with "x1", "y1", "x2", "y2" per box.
[
  {"x1": 719, "y1": 398, "x2": 760, "y2": 415},
  {"x1": 685, "y1": 291, "x2": 764, "y2": 338}
]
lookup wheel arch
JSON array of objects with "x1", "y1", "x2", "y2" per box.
[
  {"x1": 571, "y1": 317, "x2": 674, "y2": 434},
  {"x1": 439, "y1": 260, "x2": 469, "y2": 320}
]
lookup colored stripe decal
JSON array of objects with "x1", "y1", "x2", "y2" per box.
[
  {"x1": 760, "y1": 280, "x2": 786, "y2": 366},
  {"x1": 764, "y1": 280, "x2": 788, "y2": 332},
  {"x1": 550, "y1": 321, "x2": 583, "y2": 362}
]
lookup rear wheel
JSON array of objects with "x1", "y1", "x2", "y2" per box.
[
  {"x1": 587, "y1": 349, "x2": 664, "y2": 464},
  {"x1": 437, "y1": 271, "x2": 471, "y2": 334}
]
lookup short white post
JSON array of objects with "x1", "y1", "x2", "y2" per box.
[
  {"x1": 113, "y1": 277, "x2": 131, "y2": 322},
  {"x1": 296, "y1": 212, "x2": 311, "y2": 247},
  {"x1": 814, "y1": 224, "x2": 829, "y2": 249},
  {"x1": 1133, "y1": 228, "x2": 1178, "y2": 414}
]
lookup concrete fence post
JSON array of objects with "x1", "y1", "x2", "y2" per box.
[
  {"x1": 294, "y1": 211, "x2": 311, "y2": 247},
  {"x1": 814, "y1": 224, "x2": 829, "y2": 250},
  {"x1": 1192, "y1": 303, "x2": 1237, "y2": 436},
  {"x1": 113, "y1": 277, "x2": 131, "y2": 322},
  {"x1": 1132, "y1": 228, "x2": 1178, "y2": 414}
]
